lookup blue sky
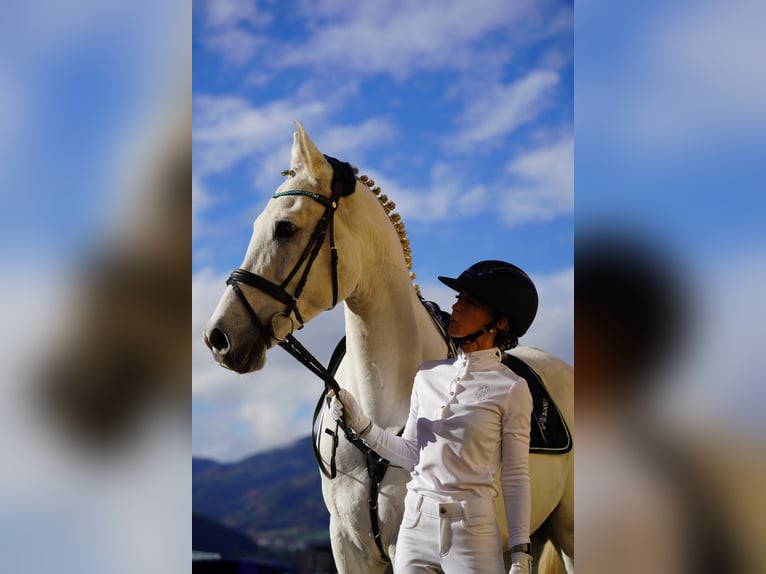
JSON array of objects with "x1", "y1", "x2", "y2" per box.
[{"x1": 192, "y1": 0, "x2": 575, "y2": 461}]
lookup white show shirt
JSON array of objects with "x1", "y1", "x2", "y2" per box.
[{"x1": 364, "y1": 347, "x2": 533, "y2": 548}]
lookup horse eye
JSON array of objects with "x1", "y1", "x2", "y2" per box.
[{"x1": 275, "y1": 221, "x2": 298, "y2": 240}]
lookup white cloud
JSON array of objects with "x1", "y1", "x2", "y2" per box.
[
  {"x1": 203, "y1": 29, "x2": 266, "y2": 66},
  {"x1": 280, "y1": 0, "x2": 538, "y2": 78},
  {"x1": 195, "y1": 0, "x2": 571, "y2": 79},
  {"x1": 360, "y1": 135, "x2": 572, "y2": 228},
  {"x1": 202, "y1": 0, "x2": 268, "y2": 29},
  {"x1": 454, "y1": 70, "x2": 560, "y2": 149},
  {"x1": 192, "y1": 94, "x2": 401, "y2": 184},
  {"x1": 197, "y1": 0, "x2": 271, "y2": 65},
  {"x1": 499, "y1": 135, "x2": 573, "y2": 226},
  {"x1": 361, "y1": 162, "x2": 488, "y2": 224},
  {"x1": 192, "y1": 95, "x2": 327, "y2": 175},
  {"x1": 314, "y1": 118, "x2": 398, "y2": 163}
]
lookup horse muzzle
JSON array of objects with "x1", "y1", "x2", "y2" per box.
[{"x1": 203, "y1": 321, "x2": 268, "y2": 373}]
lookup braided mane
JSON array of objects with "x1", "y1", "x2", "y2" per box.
[{"x1": 353, "y1": 168, "x2": 420, "y2": 297}]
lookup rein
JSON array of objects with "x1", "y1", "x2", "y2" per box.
[{"x1": 281, "y1": 332, "x2": 402, "y2": 565}]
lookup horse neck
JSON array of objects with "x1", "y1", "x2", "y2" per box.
[{"x1": 342, "y1": 264, "x2": 446, "y2": 430}]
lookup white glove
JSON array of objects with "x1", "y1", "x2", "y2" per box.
[
  {"x1": 509, "y1": 551, "x2": 533, "y2": 574},
  {"x1": 328, "y1": 388, "x2": 371, "y2": 436}
]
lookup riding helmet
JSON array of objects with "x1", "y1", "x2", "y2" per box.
[{"x1": 438, "y1": 260, "x2": 538, "y2": 337}]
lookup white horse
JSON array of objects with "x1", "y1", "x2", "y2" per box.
[{"x1": 203, "y1": 121, "x2": 574, "y2": 574}]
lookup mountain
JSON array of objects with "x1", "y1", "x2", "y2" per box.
[
  {"x1": 193, "y1": 435, "x2": 330, "y2": 545},
  {"x1": 192, "y1": 512, "x2": 260, "y2": 557},
  {"x1": 193, "y1": 457, "x2": 222, "y2": 477}
]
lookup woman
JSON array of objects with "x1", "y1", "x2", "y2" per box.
[{"x1": 330, "y1": 260, "x2": 537, "y2": 574}]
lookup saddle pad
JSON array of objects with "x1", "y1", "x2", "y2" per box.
[{"x1": 502, "y1": 354, "x2": 572, "y2": 454}]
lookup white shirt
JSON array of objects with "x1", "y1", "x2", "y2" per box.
[{"x1": 364, "y1": 347, "x2": 533, "y2": 548}]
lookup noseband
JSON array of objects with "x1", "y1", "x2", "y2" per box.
[{"x1": 226, "y1": 155, "x2": 356, "y2": 344}]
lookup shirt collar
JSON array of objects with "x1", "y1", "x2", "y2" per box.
[{"x1": 456, "y1": 347, "x2": 502, "y2": 370}]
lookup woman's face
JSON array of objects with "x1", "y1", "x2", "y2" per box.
[{"x1": 448, "y1": 291, "x2": 495, "y2": 338}]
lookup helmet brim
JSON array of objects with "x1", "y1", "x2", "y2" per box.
[{"x1": 437, "y1": 275, "x2": 466, "y2": 293}]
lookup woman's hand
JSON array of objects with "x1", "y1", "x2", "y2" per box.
[
  {"x1": 509, "y1": 551, "x2": 533, "y2": 574},
  {"x1": 328, "y1": 388, "x2": 372, "y2": 437}
]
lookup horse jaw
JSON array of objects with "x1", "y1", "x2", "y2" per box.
[{"x1": 291, "y1": 120, "x2": 332, "y2": 180}]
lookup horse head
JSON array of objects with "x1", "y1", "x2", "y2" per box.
[{"x1": 204, "y1": 121, "x2": 364, "y2": 373}]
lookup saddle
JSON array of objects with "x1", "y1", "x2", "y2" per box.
[{"x1": 502, "y1": 353, "x2": 572, "y2": 454}]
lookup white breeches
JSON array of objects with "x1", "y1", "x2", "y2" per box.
[{"x1": 394, "y1": 491, "x2": 504, "y2": 574}]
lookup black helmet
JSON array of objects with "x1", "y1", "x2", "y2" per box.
[{"x1": 438, "y1": 260, "x2": 538, "y2": 337}]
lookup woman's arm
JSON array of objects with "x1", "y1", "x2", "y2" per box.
[
  {"x1": 363, "y1": 398, "x2": 419, "y2": 470},
  {"x1": 331, "y1": 386, "x2": 420, "y2": 470},
  {"x1": 501, "y1": 378, "x2": 533, "y2": 549}
]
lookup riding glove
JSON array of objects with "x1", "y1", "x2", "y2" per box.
[
  {"x1": 329, "y1": 388, "x2": 372, "y2": 437},
  {"x1": 509, "y1": 551, "x2": 533, "y2": 574}
]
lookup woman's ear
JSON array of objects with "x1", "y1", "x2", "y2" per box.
[{"x1": 496, "y1": 316, "x2": 509, "y2": 331}]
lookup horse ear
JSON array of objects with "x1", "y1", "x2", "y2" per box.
[{"x1": 291, "y1": 120, "x2": 330, "y2": 177}]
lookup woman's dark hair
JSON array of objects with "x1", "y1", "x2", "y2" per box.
[{"x1": 494, "y1": 320, "x2": 518, "y2": 351}]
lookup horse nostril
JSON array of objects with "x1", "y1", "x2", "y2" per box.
[{"x1": 208, "y1": 328, "x2": 229, "y2": 353}]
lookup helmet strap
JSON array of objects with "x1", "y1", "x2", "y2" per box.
[{"x1": 451, "y1": 318, "x2": 499, "y2": 348}]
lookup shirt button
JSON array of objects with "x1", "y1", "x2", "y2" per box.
[
  {"x1": 439, "y1": 508, "x2": 446, "y2": 514},
  {"x1": 449, "y1": 391, "x2": 454, "y2": 396},
  {"x1": 440, "y1": 405, "x2": 445, "y2": 409}
]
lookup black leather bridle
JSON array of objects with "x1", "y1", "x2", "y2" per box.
[{"x1": 226, "y1": 155, "x2": 356, "y2": 346}]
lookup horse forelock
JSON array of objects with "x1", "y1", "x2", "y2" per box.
[{"x1": 323, "y1": 155, "x2": 357, "y2": 198}]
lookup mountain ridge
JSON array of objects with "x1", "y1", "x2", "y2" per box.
[{"x1": 193, "y1": 435, "x2": 330, "y2": 545}]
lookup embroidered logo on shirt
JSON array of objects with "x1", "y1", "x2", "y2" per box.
[{"x1": 476, "y1": 384, "x2": 490, "y2": 400}]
